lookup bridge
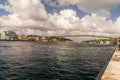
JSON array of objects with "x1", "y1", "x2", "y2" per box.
[
  {"x1": 46, "y1": 34, "x2": 120, "y2": 45},
  {"x1": 51, "y1": 34, "x2": 112, "y2": 38}
]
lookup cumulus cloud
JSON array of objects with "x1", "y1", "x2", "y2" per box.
[
  {"x1": 47, "y1": 9, "x2": 80, "y2": 30},
  {"x1": 58, "y1": 0, "x2": 78, "y2": 6},
  {"x1": 0, "y1": 0, "x2": 47, "y2": 27},
  {"x1": 77, "y1": 0, "x2": 120, "y2": 17},
  {"x1": 0, "y1": 0, "x2": 120, "y2": 38},
  {"x1": 58, "y1": 0, "x2": 120, "y2": 17}
]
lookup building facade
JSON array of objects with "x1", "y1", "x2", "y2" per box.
[{"x1": 0, "y1": 30, "x2": 18, "y2": 40}]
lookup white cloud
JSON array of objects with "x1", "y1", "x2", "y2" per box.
[
  {"x1": 47, "y1": 9, "x2": 80, "y2": 30},
  {"x1": 77, "y1": 0, "x2": 120, "y2": 17},
  {"x1": 58, "y1": 0, "x2": 78, "y2": 6},
  {"x1": 0, "y1": 0, "x2": 47, "y2": 26},
  {"x1": 58, "y1": 0, "x2": 120, "y2": 17},
  {"x1": 8, "y1": 0, "x2": 47, "y2": 20},
  {"x1": 0, "y1": 0, "x2": 120, "y2": 38}
]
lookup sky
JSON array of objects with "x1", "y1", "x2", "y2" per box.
[{"x1": 0, "y1": 0, "x2": 120, "y2": 40}]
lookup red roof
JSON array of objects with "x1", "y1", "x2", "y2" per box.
[{"x1": 4, "y1": 30, "x2": 12, "y2": 32}]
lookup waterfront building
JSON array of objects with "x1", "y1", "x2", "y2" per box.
[
  {"x1": 17, "y1": 34, "x2": 27, "y2": 40},
  {"x1": 27, "y1": 35, "x2": 40, "y2": 41},
  {"x1": 41, "y1": 37, "x2": 48, "y2": 41},
  {"x1": 110, "y1": 37, "x2": 117, "y2": 45},
  {"x1": 18, "y1": 35, "x2": 41, "y2": 41},
  {"x1": 104, "y1": 41, "x2": 110, "y2": 44},
  {"x1": 0, "y1": 30, "x2": 17, "y2": 40}
]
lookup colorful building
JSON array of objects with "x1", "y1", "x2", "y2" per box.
[{"x1": 0, "y1": 30, "x2": 18, "y2": 40}]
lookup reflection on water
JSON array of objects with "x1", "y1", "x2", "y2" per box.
[{"x1": 0, "y1": 41, "x2": 115, "y2": 80}]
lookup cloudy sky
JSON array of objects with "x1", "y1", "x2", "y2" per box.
[{"x1": 0, "y1": 0, "x2": 120, "y2": 39}]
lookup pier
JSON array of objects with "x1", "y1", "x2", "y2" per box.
[
  {"x1": 102, "y1": 38, "x2": 120, "y2": 80},
  {"x1": 101, "y1": 47, "x2": 120, "y2": 80},
  {"x1": 96, "y1": 42, "x2": 120, "y2": 80}
]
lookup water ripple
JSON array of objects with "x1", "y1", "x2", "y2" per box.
[{"x1": 0, "y1": 41, "x2": 115, "y2": 80}]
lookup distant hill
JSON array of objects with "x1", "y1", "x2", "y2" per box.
[
  {"x1": 81, "y1": 39, "x2": 110, "y2": 44},
  {"x1": 18, "y1": 35, "x2": 73, "y2": 42}
]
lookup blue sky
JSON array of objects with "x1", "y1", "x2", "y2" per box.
[
  {"x1": 0, "y1": 0, "x2": 120, "y2": 38},
  {"x1": 0, "y1": 0, "x2": 6, "y2": 4},
  {"x1": 0, "y1": 0, "x2": 87, "y2": 20},
  {"x1": 0, "y1": 0, "x2": 8, "y2": 16},
  {"x1": 0, "y1": 0, "x2": 120, "y2": 21},
  {"x1": 110, "y1": 4, "x2": 120, "y2": 21},
  {"x1": 0, "y1": 0, "x2": 87, "y2": 18},
  {"x1": 43, "y1": 3, "x2": 87, "y2": 18}
]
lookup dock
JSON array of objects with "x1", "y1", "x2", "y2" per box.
[{"x1": 99, "y1": 47, "x2": 120, "y2": 80}]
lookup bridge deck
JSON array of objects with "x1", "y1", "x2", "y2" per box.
[{"x1": 101, "y1": 48, "x2": 120, "y2": 80}]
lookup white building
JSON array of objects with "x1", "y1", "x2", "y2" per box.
[{"x1": 0, "y1": 30, "x2": 18, "y2": 40}]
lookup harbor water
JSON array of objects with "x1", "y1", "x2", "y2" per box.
[{"x1": 0, "y1": 41, "x2": 115, "y2": 80}]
